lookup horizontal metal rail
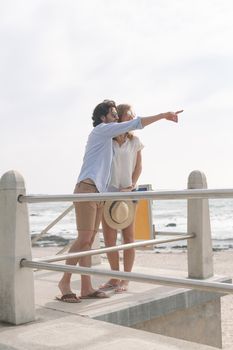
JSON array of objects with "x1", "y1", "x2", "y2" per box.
[
  {"x1": 18, "y1": 188, "x2": 233, "y2": 203},
  {"x1": 32, "y1": 234, "x2": 194, "y2": 263},
  {"x1": 156, "y1": 231, "x2": 187, "y2": 236},
  {"x1": 20, "y1": 259, "x2": 233, "y2": 295}
]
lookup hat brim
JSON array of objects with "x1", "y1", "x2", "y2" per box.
[{"x1": 103, "y1": 200, "x2": 136, "y2": 230}]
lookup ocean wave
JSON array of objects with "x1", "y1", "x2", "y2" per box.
[
  {"x1": 31, "y1": 234, "x2": 233, "y2": 252},
  {"x1": 28, "y1": 200, "x2": 233, "y2": 250},
  {"x1": 31, "y1": 234, "x2": 70, "y2": 247}
]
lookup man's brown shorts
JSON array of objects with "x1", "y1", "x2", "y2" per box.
[{"x1": 74, "y1": 181, "x2": 104, "y2": 231}]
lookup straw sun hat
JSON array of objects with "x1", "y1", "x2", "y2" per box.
[{"x1": 103, "y1": 200, "x2": 135, "y2": 230}]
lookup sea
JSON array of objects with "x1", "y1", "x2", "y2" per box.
[{"x1": 29, "y1": 199, "x2": 233, "y2": 252}]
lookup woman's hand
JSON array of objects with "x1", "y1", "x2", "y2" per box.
[{"x1": 120, "y1": 185, "x2": 135, "y2": 192}]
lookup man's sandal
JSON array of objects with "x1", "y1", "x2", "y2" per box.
[
  {"x1": 80, "y1": 290, "x2": 109, "y2": 299},
  {"x1": 56, "y1": 293, "x2": 81, "y2": 303}
]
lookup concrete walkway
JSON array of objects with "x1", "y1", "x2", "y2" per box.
[
  {"x1": 0, "y1": 307, "x2": 216, "y2": 350},
  {"x1": 0, "y1": 263, "x2": 220, "y2": 349}
]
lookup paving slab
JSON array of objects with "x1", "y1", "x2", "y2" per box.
[
  {"x1": 0, "y1": 251, "x2": 226, "y2": 350},
  {"x1": 0, "y1": 307, "x2": 217, "y2": 350},
  {"x1": 34, "y1": 263, "x2": 228, "y2": 324}
]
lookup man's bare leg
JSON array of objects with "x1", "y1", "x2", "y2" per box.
[
  {"x1": 79, "y1": 230, "x2": 98, "y2": 296},
  {"x1": 58, "y1": 230, "x2": 95, "y2": 296}
]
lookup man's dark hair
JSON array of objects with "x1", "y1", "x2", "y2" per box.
[{"x1": 92, "y1": 100, "x2": 117, "y2": 127}]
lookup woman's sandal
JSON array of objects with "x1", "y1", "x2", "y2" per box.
[
  {"x1": 115, "y1": 285, "x2": 128, "y2": 294},
  {"x1": 99, "y1": 282, "x2": 119, "y2": 291}
]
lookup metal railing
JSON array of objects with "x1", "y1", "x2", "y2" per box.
[
  {"x1": 30, "y1": 197, "x2": 190, "y2": 259},
  {"x1": 4, "y1": 169, "x2": 233, "y2": 327},
  {"x1": 31, "y1": 234, "x2": 195, "y2": 263},
  {"x1": 20, "y1": 260, "x2": 233, "y2": 295},
  {"x1": 19, "y1": 188, "x2": 233, "y2": 295},
  {"x1": 18, "y1": 188, "x2": 233, "y2": 203},
  {"x1": 28, "y1": 189, "x2": 192, "y2": 251}
]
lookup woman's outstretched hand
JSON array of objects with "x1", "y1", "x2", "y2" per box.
[
  {"x1": 164, "y1": 110, "x2": 183, "y2": 123},
  {"x1": 120, "y1": 185, "x2": 134, "y2": 192}
]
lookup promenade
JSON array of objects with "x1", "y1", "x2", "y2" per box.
[
  {"x1": 0, "y1": 246, "x2": 222, "y2": 350},
  {"x1": 1, "y1": 170, "x2": 233, "y2": 349}
]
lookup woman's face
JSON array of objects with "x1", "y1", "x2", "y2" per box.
[{"x1": 121, "y1": 108, "x2": 135, "y2": 122}]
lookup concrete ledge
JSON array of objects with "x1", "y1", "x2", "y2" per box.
[
  {"x1": 133, "y1": 298, "x2": 222, "y2": 348},
  {"x1": 0, "y1": 307, "x2": 217, "y2": 350},
  {"x1": 93, "y1": 276, "x2": 231, "y2": 326},
  {"x1": 91, "y1": 273, "x2": 230, "y2": 348},
  {"x1": 32, "y1": 264, "x2": 230, "y2": 348}
]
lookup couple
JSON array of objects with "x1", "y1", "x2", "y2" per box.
[{"x1": 57, "y1": 100, "x2": 182, "y2": 303}]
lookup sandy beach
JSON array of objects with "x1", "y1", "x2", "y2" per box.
[{"x1": 32, "y1": 247, "x2": 233, "y2": 349}]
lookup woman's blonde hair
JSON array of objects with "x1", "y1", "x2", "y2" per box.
[{"x1": 115, "y1": 104, "x2": 134, "y2": 140}]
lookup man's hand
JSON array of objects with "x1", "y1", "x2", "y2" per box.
[
  {"x1": 141, "y1": 110, "x2": 183, "y2": 127},
  {"x1": 164, "y1": 110, "x2": 183, "y2": 123}
]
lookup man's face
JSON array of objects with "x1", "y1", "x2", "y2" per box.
[{"x1": 102, "y1": 107, "x2": 119, "y2": 123}]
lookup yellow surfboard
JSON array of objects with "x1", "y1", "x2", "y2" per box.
[{"x1": 134, "y1": 184, "x2": 154, "y2": 241}]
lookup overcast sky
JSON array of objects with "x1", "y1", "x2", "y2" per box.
[{"x1": 1, "y1": 0, "x2": 233, "y2": 194}]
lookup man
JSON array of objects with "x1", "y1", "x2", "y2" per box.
[{"x1": 57, "y1": 100, "x2": 183, "y2": 302}]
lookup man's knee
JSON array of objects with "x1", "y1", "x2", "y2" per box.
[
  {"x1": 76, "y1": 233, "x2": 94, "y2": 251},
  {"x1": 90, "y1": 230, "x2": 97, "y2": 245}
]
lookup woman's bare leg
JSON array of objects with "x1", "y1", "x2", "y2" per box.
[
  {"x1": 101, "y1": 217, "x2": 120, "y2": 286},
  {"x1": 118, "y1": 221, "x2": 135, "y2": 291}
]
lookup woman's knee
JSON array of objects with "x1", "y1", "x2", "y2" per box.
[
  {"x1": 123, "y1": 236, "x2": 134, "y2": 244},
  {"x1": 122, "y1": 224, "x2": 134, "y2": 243},
  {"x1": 104, "y1": 234, "x2": 117, "y2": 246},
  {"x1": 103, "y1": 228, "x2": 117, "y2": 246},
  {"x1": 122, "y1": 228, "x2": 134, "y2": 244}
]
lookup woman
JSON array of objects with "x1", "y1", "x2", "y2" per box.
[{"x1": 100, "y1": 104, "x2": 144, "y2": 293}]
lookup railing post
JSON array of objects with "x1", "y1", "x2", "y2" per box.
[
  {"x1": 187, "y1": 170, "x2": 213, "y2": 278},
  {"x1": 0, "y1": 170, "x2": 35, "y2": 324}
]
